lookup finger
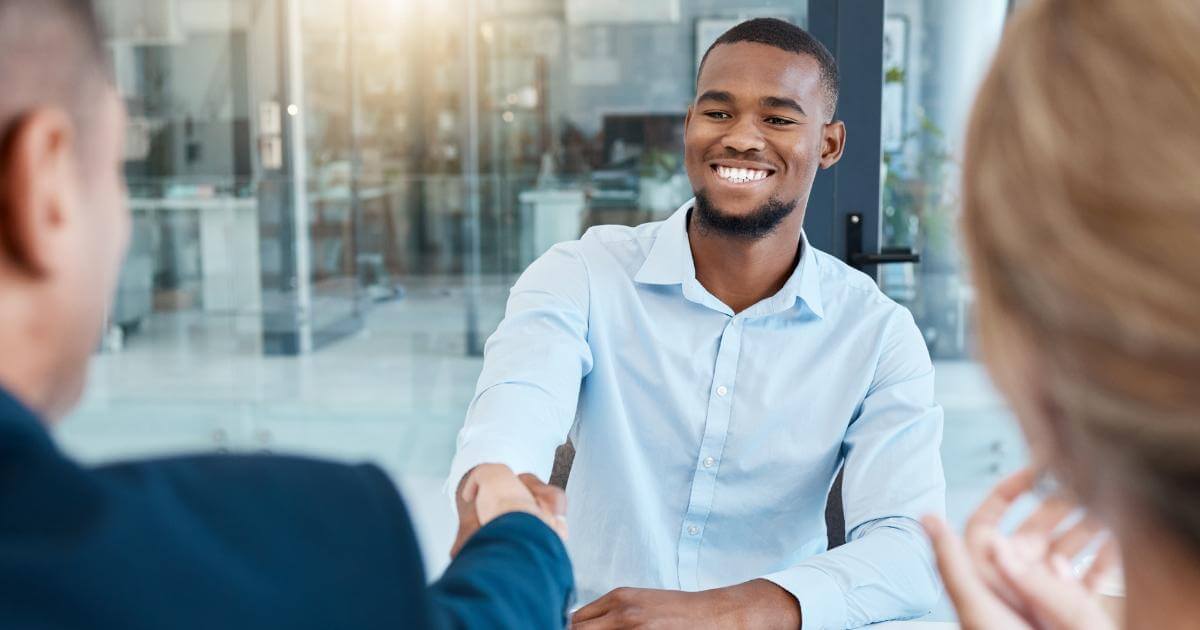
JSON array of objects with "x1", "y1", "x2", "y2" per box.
[
  {"x1": 538, "y1": 485, "x2": 568, "y2": 517},
  {"x1": 923, "y1": 516, "x2": 1000, "y2": 612},
  {"x1": 1048, "y1": 517, "x2": 1106, "y2": 560},
  {"x1": 993, "y1": 540, "x2": 1114, "y2": 630},
  {"x1": 1082, "y1": 535, "x2": 1121, "y2": 592},
  {"x1": 452, "y1": 490, "x2": 482, "y2": 560},
  {"x1": 520, "y1": 474, "x2": 567, "y2": 511},
  {"x1": 1014, "y1": 497, "x2": 1076, "y2": 539},
  {"x1": 571, "y1": 593, "x2": 615, "y2": 623},
  {"x1": 450, "y1": 506, "x2": 482, "y2": 559},
  {"x1": 570, "y1": 615, "x2": 618, "y2": 630},
  {"x1": 449, "y1": 532, "x2": 467, "y2": 559},
  {"x1": 966, "y1": 468, "x2": 1037, "y2": 535},
  {"x1": 461, "y1": 472, "x2": 482, "y2": 503}
]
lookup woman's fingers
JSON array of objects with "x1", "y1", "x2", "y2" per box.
[
  {"x1": 1047, "y1": 515, "x2": 1106, "y2": 560},
  {"x1": 1082, "y1": 536, "x2": 1122, "y2": 592},
  {"x1": 1014, "y1": 496, "x2": 1075, "y2": 539},
  {"x1": 992, "y1": 537, "x2": 1116, "y2": 630},
  {"x1": 966, "y1": 468, "x2": 1038, "y2": 540},
  {"x1": 923, "y1": 515, "x2": 1029, "y2": 629}
]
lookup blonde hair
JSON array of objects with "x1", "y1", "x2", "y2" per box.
[{"x1": 963, "y1": 0, "x2": 1200, "y2": 550}]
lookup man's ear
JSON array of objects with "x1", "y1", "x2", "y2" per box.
[
  {"x1": 684, "y1": 105, "x2": 694, "y2": 133},
  {"x1": 819, "y1": 120, "x2": 847, "y2": 169},
  {"x1": 0, "y1": 108, "x2": 78, "y2": 277}
]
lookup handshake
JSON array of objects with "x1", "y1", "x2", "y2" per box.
[{"x1": 451, "y1": 464, "x2": 569, "y2": 558}]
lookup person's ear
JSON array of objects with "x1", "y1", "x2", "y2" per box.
[
  {"x1": 819, "y1": 120, "x2": 847, "y2": 169},
  {"x1": 684, "y1": 105, "x2": 694, "y2": 134},
  {"x1": 0, "y1": 108, "x2": 78, "y2": 277}
]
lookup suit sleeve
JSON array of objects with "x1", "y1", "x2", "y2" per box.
[{"x1": 360, "y1": 466, "x2": 574, "y2": 630}]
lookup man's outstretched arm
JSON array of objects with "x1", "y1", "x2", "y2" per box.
[{"x1": 445, "y1": 242, "x2": 594, "y2": 506}]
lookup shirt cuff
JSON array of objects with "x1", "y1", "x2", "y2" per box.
[
  {"x1": 444, "y1": 435, "x2": 551, "y2": 512},
  {"x1": 761, "y1": 565, "x2": 847, "y2": 630}
]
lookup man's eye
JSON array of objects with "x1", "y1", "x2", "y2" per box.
[
  {"x1": 704, "y1": 111, "x2": 731, "y2": 120},
  {"x1": 765, "y1": 117, "x2": 796, "y2": 126}
]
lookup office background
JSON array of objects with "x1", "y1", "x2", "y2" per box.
[{"x1": 63, "y1": 0, "x2": 1020, "y2": 611}]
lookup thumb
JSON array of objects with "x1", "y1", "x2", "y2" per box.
[
  {"x1": 923, "y1": 516, "x2": 1028, "y2": 629},
  {"x1": 924, "y1": 516, "x2": 994, "y2": 607},
  {"x1": 520, "y1": 474, "x2": 567, "y2": 517}
]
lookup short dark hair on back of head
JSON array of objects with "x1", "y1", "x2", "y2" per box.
[{"x1": 698, "y1": 17, "x2": 840, "y2": 120}]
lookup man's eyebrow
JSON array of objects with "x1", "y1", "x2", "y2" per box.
[
  {"x1": 696, "y1": 90, "x2": 735, "y2": 104},
  {"x1": 761, "y1": 96, "x2": 807, "y2": 116}
]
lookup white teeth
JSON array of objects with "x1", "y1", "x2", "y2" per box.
[{"x1": 715, "y1": 166, "x2": 769, "y2": 183}]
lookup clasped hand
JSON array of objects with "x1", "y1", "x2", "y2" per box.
[{"x1": 451, "y1": 464, "x2": 568, "y2": 558}]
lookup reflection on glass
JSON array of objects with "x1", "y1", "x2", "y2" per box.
[{"x1": 879, "y1": 0, "x2": 1007, "y2": 360}]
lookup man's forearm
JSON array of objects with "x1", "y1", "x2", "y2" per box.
[{"x1": 720, "y1": 579, "x2": 802, "y2": 629}]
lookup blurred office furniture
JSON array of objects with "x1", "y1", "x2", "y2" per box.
[
  {"x1": 518, "y1": 189, "x2": 586, "y2": 268},
  {"x1": 129, "y1": 196, "x2": 262, "y2": 314},
  {"x1": 111, "y1": 215, "x2": 155, "y2": 333}
]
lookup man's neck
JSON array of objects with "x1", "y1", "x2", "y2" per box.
[
  {"x1": 0, "y1": 294, "x2": 60, "y2": 422},
  {"x1": 687, "y1": 210, "x2": 806, "y2": 314}
]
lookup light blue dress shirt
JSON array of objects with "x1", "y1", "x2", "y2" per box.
[{"x1": 447, "y1": 200, "x2": 946, "y2": 629}]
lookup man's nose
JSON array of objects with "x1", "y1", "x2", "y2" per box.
[{"x1": 721, "y1": 116, "x2": 766, "y2": 154}]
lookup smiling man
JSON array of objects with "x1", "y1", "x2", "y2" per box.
[{"x1": 448, "y1": 18, "x2": 945, "y2": 629}]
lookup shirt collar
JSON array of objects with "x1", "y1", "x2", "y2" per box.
[
  {"x1": 633, "y1": 199, "x2": 696, "y2": 286},
  {"x1": 634, "y1": 198, "x2": 825, "y2": 319}
]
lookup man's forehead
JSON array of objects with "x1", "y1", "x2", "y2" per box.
[{"x1": 697, "y1": 42, "x2": 823, "y2": 102}]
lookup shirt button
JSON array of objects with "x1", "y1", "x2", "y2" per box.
[
  {"x1": 716, "y1": 386, "x2": 729, "y2": 397},
  {"x1": 703, "y1": 456, "x2": 716, "y2": 468},
  {"x1": 687, "y1": 525, "x2": 700, "y2": 536}
]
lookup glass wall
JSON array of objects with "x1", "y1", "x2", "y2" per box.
[{"x1": 876, "y1": 0, "x2": 1020, "y2": 534}]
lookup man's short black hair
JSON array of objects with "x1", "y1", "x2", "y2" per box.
[{"x1": 698, "y1": 17, "x2": 840, "y2": 120}]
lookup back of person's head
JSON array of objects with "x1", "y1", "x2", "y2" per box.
[
  {"x1": 0, "y1": 0, "x2": 127, "y2": 421},
  {"x1": 962, "y1": 0, "x2": 1200, "y2": 555},
  {"x1": 698, "y1": 17, "x2": 840, "y2": 119}
]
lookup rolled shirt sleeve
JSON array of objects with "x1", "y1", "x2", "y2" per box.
[{"x1": 762, "y1": 307, "x2": 946, "y2": 629}]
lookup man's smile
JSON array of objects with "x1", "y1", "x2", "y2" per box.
[{"x1": 708, "y1": 159, "x2": 777, "y2": 188}]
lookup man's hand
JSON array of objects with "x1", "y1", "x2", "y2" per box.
[
  {"x1": 451, "y1": 465, "x2": 567, "y2": 558},
  {"x1": 571, "y1": 580, "x2": 800, "y2": 629},
  {"x1": 923, "y1": 468, "x2": 1120, "y2": 630}
]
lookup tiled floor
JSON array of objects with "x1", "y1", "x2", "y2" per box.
[{"x1": 57, "y1": 279, "x2": 1025, "y2": 621}]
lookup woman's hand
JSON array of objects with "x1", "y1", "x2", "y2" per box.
[{"x1": 923, "y1": 468, "x2": 1121, "y2": 630}]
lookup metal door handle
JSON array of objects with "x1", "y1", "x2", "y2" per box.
[{"x1": 846, "y1": 213, "x2": 922, "y2": 270}]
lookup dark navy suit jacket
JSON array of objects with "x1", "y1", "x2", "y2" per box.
[{"x1": 0, "y1": 387, "x2": 573, "y2": 629}]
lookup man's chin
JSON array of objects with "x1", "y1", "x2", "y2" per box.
[{"x1": 692, "y1": 189, "x2": 798, "y2": 240}]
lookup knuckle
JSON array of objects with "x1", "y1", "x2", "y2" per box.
[{"x1": 614, "y1": 607, "x2": 642, "y2": 625}]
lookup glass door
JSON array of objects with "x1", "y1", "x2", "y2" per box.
[{"x1": 807, "y1": 0, "x2": 1020, "y2": 555}]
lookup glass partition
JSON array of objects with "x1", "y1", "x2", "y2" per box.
[{"x1": 877, "y1": 0, "x2": 1019, "y2": 531}]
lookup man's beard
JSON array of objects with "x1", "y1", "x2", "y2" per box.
[{"x1": 693, "y1": 190, "x2": 799, "y2": 240}]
